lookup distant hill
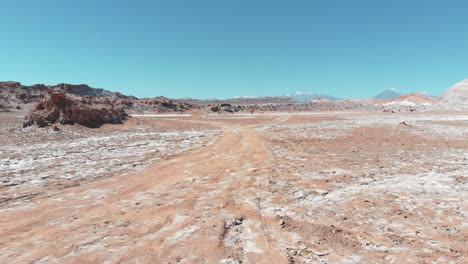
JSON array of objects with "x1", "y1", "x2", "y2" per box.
[
  {"x1": 181, "y1": 96, "x2": 294, "y2": 105},
  {"x1": 283, "y1": 92, "x2": 339, "y2": 103},
  {"x1": 184, "y1": 92, "x2": 339, "y2": 104},
  {"x1": 436, "y1": 79, "x2": 468, "y2": 110},
  {"x1": 394, "y1": 93, "x2": 436, "y2": 103},
  {"x1": 374, "y1": 88, "x2": 402, "y2": 99}
]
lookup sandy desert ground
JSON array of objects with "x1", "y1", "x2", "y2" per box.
[{"x1": 0, "y1": 111, "x2": 467, "y2": 263}]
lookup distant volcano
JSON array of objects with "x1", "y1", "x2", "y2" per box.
[{"x1": 374, "y1": 88, "x2": 402, "y2": 99}]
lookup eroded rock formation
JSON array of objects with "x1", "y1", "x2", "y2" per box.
[{"x1": 23, "y1": 92, "x2": 128, "y2": 128}]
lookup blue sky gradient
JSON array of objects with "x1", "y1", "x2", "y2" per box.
[{"x1": 1, "y1": 0, "x2": 468, "y2": 98}]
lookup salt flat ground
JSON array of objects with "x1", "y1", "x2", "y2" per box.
[{"x1": 0, "y1": 111, "x2": 467, "y2": 263}]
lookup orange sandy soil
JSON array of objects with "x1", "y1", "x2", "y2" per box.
[{"x1": 0, "y1": 111, "x2": 467, "y2": 263}]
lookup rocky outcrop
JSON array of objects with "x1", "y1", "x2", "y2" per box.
[
  {"x1": 0, "y1": 81, "x2": 133, "y2": 107},
  {"x1": 0, "y1": 81, "x2": 47, "y2": 105},
  {"x1": 130, "y1": 97, "x2": 197, "y2": 113},
  {"x1": 210, "y1": 104, "x2": 242, "y2": 113},
  {"x1": 51, "y1": 83, "x2": 130, "y2": 99},
  {"x1": 23, "y1": 92, "x2": 128, "y2": 128}
]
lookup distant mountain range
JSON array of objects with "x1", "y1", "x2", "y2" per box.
[
  {"x1": 196, "y1": 92, "x2": 339, "y2": 103},
  {"x1": 2, "y1": 80, "x2": 468, "y2": 114},
  {"x1": 201, "y1": 89, "x2": 410, "y2": 103},
  {"x1": 282, "y1": 92, "x2": 339, "y2": 103}
]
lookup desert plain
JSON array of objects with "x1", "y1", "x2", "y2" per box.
[{"x1": 0, "y1": 110, "x2": 467, "y2": 264}]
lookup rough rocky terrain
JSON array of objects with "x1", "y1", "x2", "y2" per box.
[
  {"x1": 0, "y1": 110, "x2": 466, "y2": 263},
  {"x1": 0, "y1": 82, "x2": 200, "y2": 115}
]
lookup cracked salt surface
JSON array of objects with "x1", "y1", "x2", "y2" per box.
[
  {"x1": 248, "y1": 113, "x2": 468, "y2": 263},
  {"x1": 0, "y1": 112, "x2": 466, "y2": 263},
  {"x1": 0, "y1": 128, "x2": 221, "y2": 203},
  {"x1": 223, "y1": 219, "x2": 264, "y2": 254},
  {"x1": 169, "y1": 225, "x2": 200, "y2": 241},
  {"x1": 258, "y1": 113, "x2": 468, "y2": 140}
]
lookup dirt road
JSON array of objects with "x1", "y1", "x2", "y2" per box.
[{"x1": 0, "y1": 122, "x2": 292, "y2": 263}]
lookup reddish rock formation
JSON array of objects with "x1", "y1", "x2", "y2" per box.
[
  {"x1": 23, "y1": 92, "x2": 128, "y2": 128},
  {"x1": 0, "y1": 81, "x2": 131, "y2": 108},
  {"x1": 393, "y1": 93, "x2": 436, "y2": 103},
  {"x1": 51, "y1": 83, "x2": 130, "y2": 99}
]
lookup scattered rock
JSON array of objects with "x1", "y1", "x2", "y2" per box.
[
  {"x1": 279, "y1": 219, "x2": 286, "y2": 228},
  {"x1": 225, "y1": 217, "x2": 244, "y2": 229},
  {"x1": 293, "y1": 190, "x2": 308, "y2": 200},
  {"x1": 398, "y1": 122, "x2": 412, "y2": 128}
]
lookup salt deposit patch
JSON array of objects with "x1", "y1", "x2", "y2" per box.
[
  {"x1": 169, "y1": 225, "x2": 199, "y2": 241},
  {"x1": 257, "y1": 113, "x2": 468, "y2": 140},
  {"x1": 0, "y1": 129, "x2": 221, "y2": 204}
]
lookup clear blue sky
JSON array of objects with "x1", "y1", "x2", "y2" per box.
[{"x1": 1, "y1": 0, "x2": 467, "y2": 99}]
